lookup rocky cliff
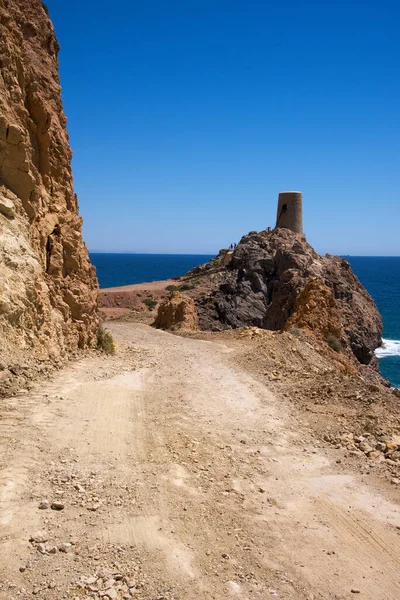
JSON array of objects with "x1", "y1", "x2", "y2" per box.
[
  {"x1": 184, "y1": 229, "x2": 382, "y2": 367},
  {"x1": 0, "y1": 0, "x2": 98, "y2": 394}
]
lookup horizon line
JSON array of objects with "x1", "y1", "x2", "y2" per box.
[
  {"x1": 89, "y1": 250, "x2": 217, "y2": 256},
  {"x1": 88, "y1": 250, "x2": 400, "y2": 258}
]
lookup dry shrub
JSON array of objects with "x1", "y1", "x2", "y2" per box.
[
  {"x1": 326, "y1": 333, "x2": 342, "y2": 353},
  {"x1": 97, "y1": 325, "x2": 115, "y2": 354}
]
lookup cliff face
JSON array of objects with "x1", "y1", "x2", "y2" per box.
[
  {"x1": 0, "y1": 0, "x2": 98, "y2": 391},
  {"x1": 186, "y1": 229, "x2": 382, "y2": 366}
]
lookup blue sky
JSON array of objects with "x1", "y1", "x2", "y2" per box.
[{"x1": 46, "y1": 0, "x2": 399, "y2": 255}]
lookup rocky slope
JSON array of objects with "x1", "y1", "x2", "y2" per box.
[
  {"x1": 183, "y1": 229, "x2": 382, "y2": 367},
  {"x1": 0, "y1": 0, "x2": 98, "y2": 394}
]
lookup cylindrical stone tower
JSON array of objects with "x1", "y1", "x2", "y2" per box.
[{"x1": 275, "y1": 191, "x2": 303, "y2": 234}]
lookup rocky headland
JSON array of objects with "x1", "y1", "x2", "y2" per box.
[
  {"x1": 0, "y1": 0, "x2": 98, "y2": 396},
  {"x1": 184, "y1": 228, "x2": 382, "y2": 367}
]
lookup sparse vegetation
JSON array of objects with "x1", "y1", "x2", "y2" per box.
[
  {"x1": 326, "y1": 333, "x2": 342, "y2": 353},
  {"x1": 166, "y1": 283, "x2": 196, "y2": 292},
  {"x1": 143, "y1": 298, "x2": 157, "y2": 310},
  {"x1": 97, "y1": 324, "x2": 115, "y2": 354}
]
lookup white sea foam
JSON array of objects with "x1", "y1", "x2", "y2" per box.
[{"x1": 375, "y1": 339, "x2": 400, "y2": 358}]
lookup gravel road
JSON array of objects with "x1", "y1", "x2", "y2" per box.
[{"x1": 0, "y1": 323, "x2": 399, "y2": 599}]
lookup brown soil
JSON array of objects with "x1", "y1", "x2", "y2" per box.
[{"x1": 1, "y1": 322, "x2": 399, "y2": 600}]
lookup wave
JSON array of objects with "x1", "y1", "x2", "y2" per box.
[{"x1": 375, "y1": 339, "x2": 400, "y2": 358}]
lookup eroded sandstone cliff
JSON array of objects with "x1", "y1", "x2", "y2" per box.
[{"x1": 0, "y1": 0, "x2": 98, "y2": 393}]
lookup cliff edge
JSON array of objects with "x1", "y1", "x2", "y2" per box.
[{"x1": 0, "y1": 0, "x2": 98, "y2": 394}]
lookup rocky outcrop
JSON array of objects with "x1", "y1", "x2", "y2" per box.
[
  {"x1": 282, "y1": 278, "x2": 361, "y2": 373},
  {"x1": 0, "y1": 0, "x2": 98, "y2": 393},
  {"x1": 154, "y1": 292, "x2": 199, "y2": 332},
  {"x1": 187, "y1": 229, "x2": 382, "y2": 366}
]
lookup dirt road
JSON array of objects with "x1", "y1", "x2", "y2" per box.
[{"x1": 0, "y1": 323, "x2": 399, "y2": 599}]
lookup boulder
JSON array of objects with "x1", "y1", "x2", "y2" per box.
[
  {"x1": 0, "y1": 196, "x2": 15, "y2": 218},
  {"x1": 154, "y1": 292, "x2": 199, "y2": 331}
]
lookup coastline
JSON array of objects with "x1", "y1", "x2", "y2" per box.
[{"x1": 100, "y1": 279, "x2": 175, "y2": 293}]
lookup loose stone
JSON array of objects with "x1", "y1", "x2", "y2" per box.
[{"x1": 29, "y1": 531, "x2": 49, "y2": 543}]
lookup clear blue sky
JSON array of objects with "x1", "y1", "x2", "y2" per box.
[{"x1": 46, "y1": 0, "x2": 399, "y2": 255}]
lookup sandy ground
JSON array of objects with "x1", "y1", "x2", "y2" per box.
[
  {"x1": 0, "y1": 323, "x2": 399, "y2": 600},
  {"x1": 100, "y1": 280, "x2": 175, "y2": 293}
]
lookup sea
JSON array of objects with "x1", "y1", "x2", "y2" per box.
[
  {"x1": 90, "y1": 253, "x2": 400, "y2": 388},
  {"x1": 347, "y1": 257, "x2": 400, "y2": 388}
]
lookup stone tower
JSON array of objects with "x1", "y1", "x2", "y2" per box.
[{"x1": 275, "y1": 191, "x2": 303, "y2": 234}]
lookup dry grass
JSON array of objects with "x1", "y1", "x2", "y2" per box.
[{"x1": 97, "y1": 324, "x2": 115, "y2": 354}]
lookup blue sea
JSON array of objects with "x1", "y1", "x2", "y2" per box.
[
  {"x1": 347, "y1": 257, "x2": 400, "y2": 388},
  {"x1": 90, "y1": 253, "x2": 400, "y2": 387},
  {"x1": 90, "y1": 253, "x2": 214, "y2": 288}
]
